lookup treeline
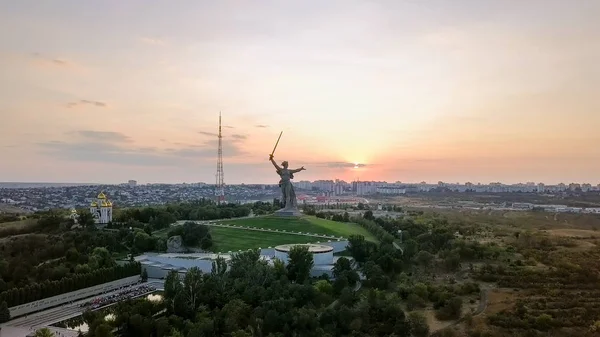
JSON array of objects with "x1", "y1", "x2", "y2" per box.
[
  {"x1": 82, "y1": 246, "x2": 423, "y2": 337},
  {"x1": 0, "y1": 231, "x2": 129, "y2": 291},
  {"x1": 167, "y1": 222, "x2": 213, "y2": 250},
  {"x1": 115, "y1": 199, "x2": 251, "y2": 230},
  {"x1": 0, "y1": 262, "x2": 140, "y2": 308},
  {"x1": 251, "y1": 201, "x2": 278, "y2": 215},
  {"x1": 351, "y1": 215, "x2": 395, "y2": 243}
]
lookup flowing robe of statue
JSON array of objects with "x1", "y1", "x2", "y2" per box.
[{"x1": 269, "y1": 157, "x2": 305, "y2": 210}]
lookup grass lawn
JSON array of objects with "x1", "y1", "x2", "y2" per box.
[
  {"x1": 209, "y1": 226, "x2": 322, "y2": 252},
  {"x1": 217, "y1": 216, "x2": 377, "y2": 242}
]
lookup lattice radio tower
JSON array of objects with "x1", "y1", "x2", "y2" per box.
[{"x1": 215, "y1": 112, "x2": 225, "y2": 204}]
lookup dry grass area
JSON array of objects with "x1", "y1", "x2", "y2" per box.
[
  {"x1": 0, "y1": 218, "x2": 34, "y2": 228},
  {"x1": 0, "y1": 203, "x2": 30, "y2": 214},
  {"x1": 545, "y1": 228, "x2": 600, "y2": 238},
  {"x1": 484, "y1": 288, "x2": 519, "y2": 315},
  {"x1": 422, "y1": 309, "x2": 454, "y2": 332},
  {"x1": 467, "y1": 288, "x2": 519, "y2": 333}
]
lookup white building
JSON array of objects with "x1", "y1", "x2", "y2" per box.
[
  {"x1": 137, "y1": 241, "x2": 350, "y2": 279},
  {"x1": 90, "y1": 192, "x2": 113, "y2": 224},
  {"x1": 356, "y1": 181, "x2": 377, "y2": 195}
]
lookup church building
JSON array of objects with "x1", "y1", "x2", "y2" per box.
[{"x1": 90, "y1": 191, "x2": 113, "y2": 224}]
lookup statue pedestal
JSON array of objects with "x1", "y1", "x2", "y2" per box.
[{"x1": 274, "y1": 207, "x2": 302, "y2": 217}]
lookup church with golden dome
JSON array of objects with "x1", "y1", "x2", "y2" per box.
[{"x1": 90, "y1": 191, "x2": 113, "y2": 224}]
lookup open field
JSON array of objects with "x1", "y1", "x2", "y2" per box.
[
  {"x1": 0, "y1": 203, "x2": 31, "y2": 214},
  {"x1": 434, "y1": 207, "x2": 600, "y2": 336},
  {"x1": 545, "y1": 228, "x2": 600, "y2": 237},
  {"x1": 0, "y1": 219, "x2": 33, "y2": 228},
  {"x1": 209, "y1": 226, "x2": 323, "y2": 252},
  {"x1": 387, "y1": 192, "x2": 600, "y2": 208},
  {"x1": 217, "y1": 215, "x2": 377, "y2": 242},
  {"x1": 412, "y1": 208, "x2": 600, "y2": 232}
]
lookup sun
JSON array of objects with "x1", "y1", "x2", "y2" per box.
[{"x1": 353, "y1": 163, "x2": 360, "y2": 169}]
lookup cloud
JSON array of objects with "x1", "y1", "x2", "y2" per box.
[
  {"x1": 31, "y1": 53, "x2": 76, "y2": 68},
  {"x1": 199, "y1": 131, "x2": 247, "y2": 141},
  {"x1": 312, "y1": 161, "x2": 369, "y2": 168},
  {"x1": 224, "y1": 125, "x2": 235, "y2": 129},
  {"x1": 66, "y1": 100, "x2": 107, "y2": 108},
  {"x1": 140, "y1": 37, "x2": 165, "y2": 46},
  {"x1": 76, "y1": 130, "x2": 132, "y2": 143},
  {"x1": 255, "y1": 124, "x2": 269, "y2": 128},
  {"x1": 230, "y1": 134, "x2": 247, "y2": 140},
  {"x1": 38, "y1": 130, "x2": 248, "y2": 167}
]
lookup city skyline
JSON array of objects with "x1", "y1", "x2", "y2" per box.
[{"x1": 1, "y1": 1, "x2": 599, "y2": 184}]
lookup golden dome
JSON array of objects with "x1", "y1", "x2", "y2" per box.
[
  {"x1": 97, "y1": 192, "x2": 107, "y2": 199},
  {"x1": 100, "y1": 200, "x2": 108, "y2": 207},
  {"x1": 106, "y1": 201, "x2": 113, "y2": 207},
  {"x1": 70, "y1": 208, "x2": 77, "y2": 213},
  {"x1": 90, "y1": 201, "x2": 98, "y2": 207}
]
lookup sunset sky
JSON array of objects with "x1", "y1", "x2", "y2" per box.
[{"x1": 1, "y1": 0, "x2": 599, "y2": 184}]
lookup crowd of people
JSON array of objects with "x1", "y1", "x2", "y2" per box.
[{"x1": 80, "y1": 284, "x2": 156, "y2": 309}]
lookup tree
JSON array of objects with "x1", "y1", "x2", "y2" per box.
[
  {"x1": 77, "y1": 210, "x2": 96, "y2": 228},
  {"x1": 164, "y1": 270, "x2": 182, "y2": 301},
  {"x1": 34, "y1": 328, "x2": 55, "y2": 337},
  {"x1": 286, "y1": 245, "x2": 314, "y2": 283},
  {"x1": 141, "y1": 268, "x2": 148, "y2": 282},
  {"x1": 408, "y1": 311, "x2": 429, "y2": 337},
  {"x1": 221, "y1": 299, "x2": 252, "y2": 334},
  {"x1": 0, "y1": 301, "x2": 10, "y2": 323},
  {"x1": 332, "y1": 257, "x2": 352, "y2": 278},
  {"x1": 415, "y1": 250, "x2": 434, "y2": 267},
  {"x1": 347, "y1": 235, "x2": 370, "y2": 263}
]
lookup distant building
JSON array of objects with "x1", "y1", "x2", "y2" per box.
[
  {"x1": 90, "y1": 192, "x2": 113, "y2": 224},
  {"x1": 128, "y1": 180, "x2": 137, "y2": 187}
]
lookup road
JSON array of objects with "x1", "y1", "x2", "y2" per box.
[{"x1": 3, "y1": 280, "x2": 164, "y2": 331}]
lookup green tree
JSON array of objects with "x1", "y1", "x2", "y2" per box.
[
  {"x1": 221, "y1": 299, "x2": 252, "y2": 334},
  {"x1": 415, "y1": 250, "x2": 434, "y2": 267},
  {"x1": 408, "y1": 311, "x2": 429, "y2": 337},
  {"x1": 77, "y1": 210, "x2": 96, "y2": 228},
  {"x1": 286, "y1": 245, "x2": 314, "y2": 283},
  {"x1": 164, "y1": 270, "x2": 182, "y2": 301},
  {"x1": 0, "y1": 301, "x2": 10, "y2": 323},
  {"x1": 332, "y1": 257, "x2": 352, "y2": 278},
  {"x1": 33, "y1": 328, "x2": 55, "y2": 337}
]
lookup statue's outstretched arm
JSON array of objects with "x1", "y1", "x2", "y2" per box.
[{"x1": 290, "y1": 166, "x2": 306, "y2": 174}]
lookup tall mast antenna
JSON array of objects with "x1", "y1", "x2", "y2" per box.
[{"x1": 216, "y1": 112, "x2": 225, "y2": 204}]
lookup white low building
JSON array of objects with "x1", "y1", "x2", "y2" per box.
[{"x1": 136, "y1": 240, "x2": 350, "y2": 279}]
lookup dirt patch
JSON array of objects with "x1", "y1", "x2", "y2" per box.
[
  {"x1": 546, "y1": 229, "x2": 599, "y2": 238},
  {"x1": 484, "y1": 288, "x2": 518, "y2": 315},
  {"x1": 421, "y1": 309, "x2": 454, "y2": 332}
]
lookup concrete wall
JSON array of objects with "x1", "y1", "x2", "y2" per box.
[{"x1": 9, "y1": 276, "x2": 140, "y2": 318}]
